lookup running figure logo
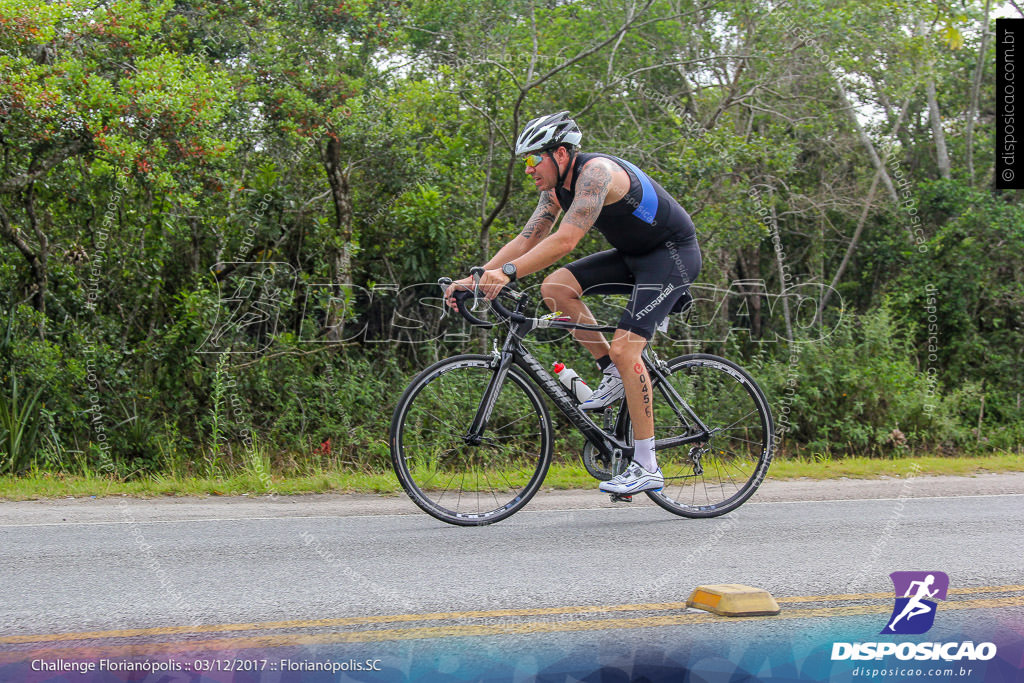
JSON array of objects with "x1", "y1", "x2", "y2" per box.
[{"x1": 881, "y1": 571, "x2": 950, "y2": 635}]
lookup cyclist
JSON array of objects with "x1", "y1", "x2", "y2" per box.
[{"x1": 445, "y1": 111, "x2": 701, "y2": 495}]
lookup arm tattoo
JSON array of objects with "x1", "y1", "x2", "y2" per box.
[
  {"x1": 521, "y1": 191, "x2": 559, "y2": 240},
  {"x1": 564, "y1": 162, "x2": 612, "y2": 233}
]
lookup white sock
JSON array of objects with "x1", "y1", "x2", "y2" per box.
[
  {"x1": 605, "y1": 364, "x2": 620, "y2": 378},
  {"x1": 632, "y1": 437, "x2": 657, "y2": 472}
]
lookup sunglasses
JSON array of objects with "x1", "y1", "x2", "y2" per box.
[{"x1": 522, "y1": 152, "x2": 546, "y2": 168}]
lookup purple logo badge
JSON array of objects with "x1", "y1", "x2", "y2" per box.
[{"x1": 881, "y1": 571, "x2": 949, "y2": 635}]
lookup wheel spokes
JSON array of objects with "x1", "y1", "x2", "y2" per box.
[{"x1": 394, "y1": 360, "x2": 550, "y2": 523}]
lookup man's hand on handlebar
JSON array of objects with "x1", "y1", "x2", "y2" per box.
[
  {"x1": 443, "y1": 269, "x2": 510, "y2": 310},
  {"x1": 475, "y1": 268, "x2": 511, "y2": 300},
  {"x1": 443, "y1": 276, "x2": 475, "y2": 310}
]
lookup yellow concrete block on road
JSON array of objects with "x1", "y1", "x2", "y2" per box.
[{"x1": 687, "y1": 584, "x2": 781, "y2": 617}]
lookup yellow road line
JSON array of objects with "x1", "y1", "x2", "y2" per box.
[
  {"x1": 2, "y1": 586, "x2": 1021, "y2": 650},
  {"x1": 0, "y1": 603, "x2": 695, "y2": 645},
  {"x1": 2, "y1": 595, "x2": 1022, "y2": 662},
  {"x1": 777, "y1": 584, "x2": 1024, "y2": 603}
]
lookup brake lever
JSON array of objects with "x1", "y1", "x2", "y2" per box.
[
  {"x1": 437, "y1": 277, "x2": 452, "y2": 321},
  {"x1": 469, "y1": 266, "x2": 487, "y2": 312}
]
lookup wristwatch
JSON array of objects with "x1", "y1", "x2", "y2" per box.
[{"x1": 501, "y1": 262, "x2": 517, "y2": 282}]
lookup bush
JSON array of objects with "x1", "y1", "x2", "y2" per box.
[{"x1": 755, "y1": 305, "x2": 994, "y2": 457}]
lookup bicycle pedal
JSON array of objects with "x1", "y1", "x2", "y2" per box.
[{"x1": 609, "y1": 493, "x2": 633, "y2": 503}]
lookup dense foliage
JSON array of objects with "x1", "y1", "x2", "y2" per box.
[{"x1": 1, "y1": 0, "x2": 1020, "y2": 476}]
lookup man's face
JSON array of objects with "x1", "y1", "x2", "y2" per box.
[{"x1": 524, "y1": 148, "x2": 563, "y2": 191}]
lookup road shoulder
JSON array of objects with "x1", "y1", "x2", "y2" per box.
[{"x1": 0, "y1": 472, "x2": 1021, "y2": 526}]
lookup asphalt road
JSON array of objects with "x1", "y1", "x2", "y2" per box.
[{"x1": 1, "y1": 475, "x2": 1022, "y2": 680}]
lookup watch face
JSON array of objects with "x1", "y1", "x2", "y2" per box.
[{"x1": 503, "y1": 264, "x2": 516, "y2": 276}]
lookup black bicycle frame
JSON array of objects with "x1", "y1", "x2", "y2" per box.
[{"x1": 464, "y1": 307, "x2": 712, "y2": 460}]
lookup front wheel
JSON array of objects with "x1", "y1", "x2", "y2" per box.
[
  {"x1": 625, "y1": 353, "x2": 774, "y2": 518},
  {"x1": 390, "y1": 355, "x2": 553, "y2": 526}
]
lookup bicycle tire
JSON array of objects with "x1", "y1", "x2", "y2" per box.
[
  {"x1": 624, "y1": 353, "x2": 774, "y2": 518},
  {"x1": 390, "y1": 354, "x2": 553, "y2": 526}
]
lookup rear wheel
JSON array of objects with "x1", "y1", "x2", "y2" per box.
[
  {"x1": 624, "y1": 353, "x2": 774, "y2": 517},
  {"x1": 390, "y1": 355, "x2": 553, "y2": 525}
]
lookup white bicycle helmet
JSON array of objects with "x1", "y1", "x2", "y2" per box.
[{"x1": 515, "y1": 111, "x2": 583, "y2": 156}]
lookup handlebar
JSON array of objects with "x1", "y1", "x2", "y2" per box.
[
  {"x1": 437, "y1": 273, "x2": 618, "y2": 333},
  {"x1": 438, "y1": 275, "x2": 521, "y2": 328}
]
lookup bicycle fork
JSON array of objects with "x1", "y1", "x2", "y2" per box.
[{"x1": 464, "y1": 350, "x2": 515, "y2": 445}]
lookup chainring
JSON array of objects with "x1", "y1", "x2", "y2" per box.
[
  {"x1": 582, "y1": 440, "x2": 629, "y2": 480},
  {"x1": 582, "y1": 407, "x2": 631, "y2": 480}
]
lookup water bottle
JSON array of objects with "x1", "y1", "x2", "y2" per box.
[{"x1": 553, "y1": 362, "x2": 593, "y2": 403}]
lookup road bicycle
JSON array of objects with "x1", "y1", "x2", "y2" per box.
[{"x1": 389, "y1": 269, "x2": 774, "y2": 526}]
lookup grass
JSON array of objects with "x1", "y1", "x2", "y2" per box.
[
  {"x1": 0, "y1": 452, "x2": 1021, "y2": 501},
  {"x1": 767, "y1": 452, "x2": 1024, "y2": 479}
]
